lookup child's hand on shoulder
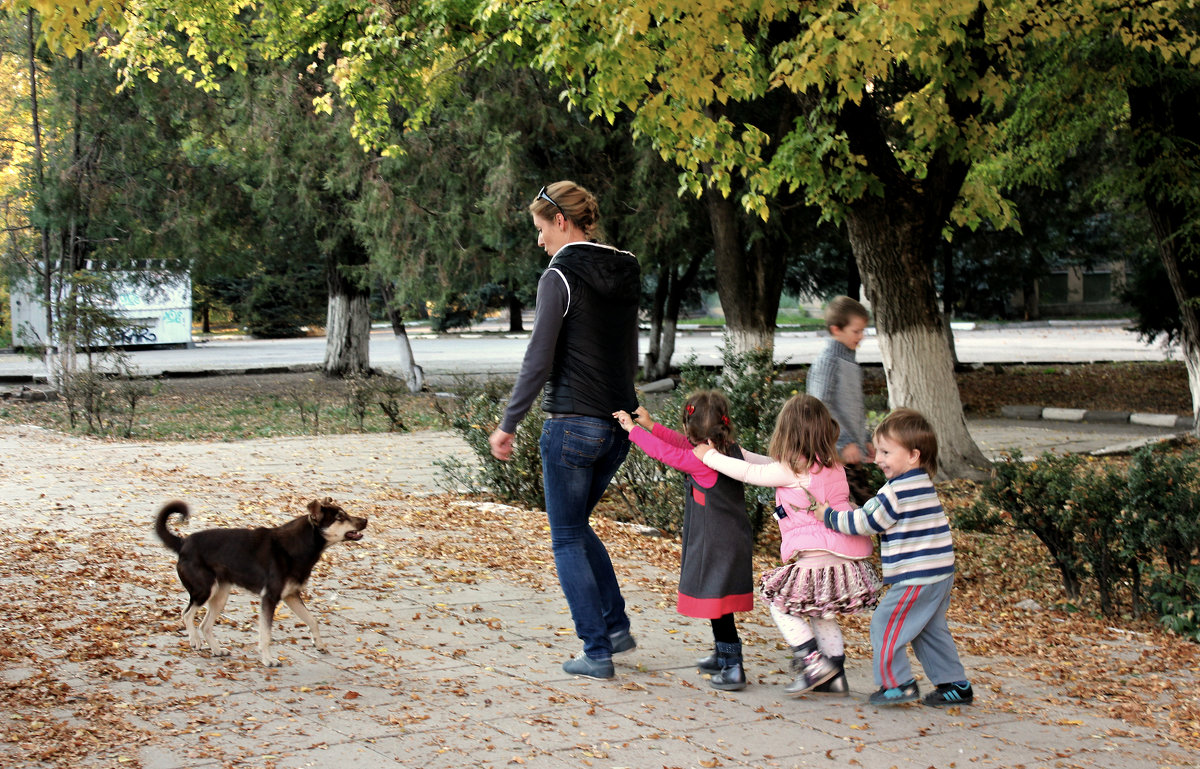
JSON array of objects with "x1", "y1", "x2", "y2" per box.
[
  {"x1": 633, "y1": 406, "x2": 654, "y2": 430},
  {"x1": 693, "y1": 440, "x2": 715, "y2": 461},
  {"x1": 612, "y1": 410, "x2": 636, "y2": 433}
]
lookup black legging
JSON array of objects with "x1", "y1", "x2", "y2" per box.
[{"x1": 710, "y1": 613, "x2": 740, "y2": 644}]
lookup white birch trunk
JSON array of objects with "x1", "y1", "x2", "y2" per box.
[
  {"x1": 726, "y1": 325, "x2": 775, "y2": 357},
  {"x1": 392, "y1": 326, "x2": 425, "y2": 393},
  {"x1": 879, "y1": 324, "x2": 991, "y2": 481},
  {"x1": 1182, "y1": 337, "x2": 1200, "y2": 437}
]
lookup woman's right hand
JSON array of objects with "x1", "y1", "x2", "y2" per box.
[{"x1": 489, "y1": 428, "x2": 515, "y2": 460}]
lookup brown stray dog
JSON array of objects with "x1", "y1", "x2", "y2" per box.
[{"x1": 154, "y1": 498, "x2": 367, "y2": 666}]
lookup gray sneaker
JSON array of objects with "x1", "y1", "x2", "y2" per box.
[
  {"x1": 609, "y1": 629, "x2": 637, "y2": 656},
  {"x1": 562, "y1": 652, "x2": 615, "y2": 680}
]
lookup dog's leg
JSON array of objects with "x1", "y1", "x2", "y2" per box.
[
  {"x1": 283, "y1": 594, "x2": 327, "y2": 653},
  {"x1": 200, "y1": 583, "x2": 232, "y2": 657},
  {"x1": 182, "y1": 600, "x2": 203, "y2": 651},
  {"x1": 258, "y1": 596, "x2": 281, "y2": 667}
]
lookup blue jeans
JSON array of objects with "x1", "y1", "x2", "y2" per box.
[{"x1": 540, "y1": 416, "x2": 631, "y2": 660}]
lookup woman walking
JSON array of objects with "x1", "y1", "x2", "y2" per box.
[{"x1": 489, "y1": 181, "x2": 642, "y2": 680}]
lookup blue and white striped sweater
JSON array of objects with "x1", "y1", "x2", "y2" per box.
[{"x1": 823, "y1": 468, "x2": 955, "y2": 585}]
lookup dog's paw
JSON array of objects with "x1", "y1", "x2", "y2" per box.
[
  {"x1": 210, "y1": 647, "x2": 230, "y2": 657},
  {"x1": 313, "y1": 643, "x2": 329, "y2": 654},
  {"x1": 261, "y1": 657, "x2": 283, "y2": 667}
]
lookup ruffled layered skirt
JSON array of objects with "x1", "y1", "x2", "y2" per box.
[{"x1": 759, "y1": 553, "x2": 881, "y2": 619}]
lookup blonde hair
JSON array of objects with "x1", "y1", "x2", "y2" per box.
[
  {"x1": 825, "y1": 295, "x2": 869, "y2": 331},
  {"x1": 682, "y1": 390, "x2": 736, "y2": 455},
  {"x1": 529, "y1": 180, "x2": 601, "y2": 239},
  {"x1": 874, "y1": 407, "x2": 939, "y2": 476},
  {"x1": 768, "y1": 394, "x2": 841, "y2": 474}
]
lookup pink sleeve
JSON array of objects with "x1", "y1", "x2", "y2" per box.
[
  {"x1": 650, "y1": 422, "x2": 693, "y2": 451},
  {"x1": 630, "y1": 427, "x2": 718, "y2": 485}
]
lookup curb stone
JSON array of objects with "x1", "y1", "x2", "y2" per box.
[{"x1": 1001, "y1": 404, "x2": 1194, "y2": 431}]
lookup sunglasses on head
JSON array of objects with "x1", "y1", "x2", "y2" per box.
[{"x1": 537, "y1": 185, "x2": 567, "y2": 222}]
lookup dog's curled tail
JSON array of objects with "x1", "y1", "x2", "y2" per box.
[{"x1": 155, "y1": 500, "x2": 189, "y2": 553}]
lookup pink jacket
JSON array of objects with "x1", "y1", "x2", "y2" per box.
[{"x1": 702, "y1": 448, "x2": 874, "y2": 561}]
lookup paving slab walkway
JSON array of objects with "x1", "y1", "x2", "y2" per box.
[{"x1": 0, "y1": 424, "x2": 1195, "y2": 769}]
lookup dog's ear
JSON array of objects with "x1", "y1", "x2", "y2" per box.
[{"x1": 307, "y1": 499, "x2": 323, "y2": 524}]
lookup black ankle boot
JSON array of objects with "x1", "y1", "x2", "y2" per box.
[
  {"x1": 811, "y1": 654, "x2": 848, "y2": 695},
  {"x1": 696, "y1": 647, "x2": 722, "y2": 673},
  {"x1": 709, "y1": 641, "x2": 746, "y2": 691}
]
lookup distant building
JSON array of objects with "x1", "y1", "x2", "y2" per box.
[
  {"x1": 9, "y1": 261, "x2": 192, "y2": 350},
  {"x1": 1013, "y1": 261, "x2": 1130, "y2": 319}
]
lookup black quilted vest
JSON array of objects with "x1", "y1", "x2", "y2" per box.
[{"x1": 541, "y1": 242, "x2": 641, "y2": 418}]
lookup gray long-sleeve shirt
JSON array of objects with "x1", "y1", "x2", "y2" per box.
[
  {"x1": 806, "y1": 339, "x2": 869, "y2": 453},
  {"x1": 499, "y1": 269, "x2": 569, "y2": 434}
]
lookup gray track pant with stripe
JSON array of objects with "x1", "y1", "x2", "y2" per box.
[{"x1": 870, "y1": 575, "x2": 967, "y2": 689}]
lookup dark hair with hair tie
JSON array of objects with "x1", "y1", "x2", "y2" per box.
[{"x1": 682, "y1": 390, "x2": 736, "y2": 455}]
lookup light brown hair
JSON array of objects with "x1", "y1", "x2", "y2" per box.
[
  {"x1": 529, "y1": 180, "x2": 601, "y2": 239},
  {"x1": 874, "y1": 407, "x2": 939, "y2": 476},
  {"x1": 768, "y1": 394, "x2": 841, "y2": 474},
  {"x1": 682, "y1": 390, "x2": 736, "y2": 456},
  {"x1": 825, "y1": 295, "x2": 869, "y2": 331}
]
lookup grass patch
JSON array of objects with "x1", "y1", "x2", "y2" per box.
[{"x1": 0, "y1": 372, "x2": 447, "y2": 441}]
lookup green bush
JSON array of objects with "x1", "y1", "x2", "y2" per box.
[
  {"x1": 434, "y1": 379, "x2": 545, "y2": 509},
  {"x1": 1071, "y1": 465, "x2": 1130, "y2": 617},
  {"x1": 969, "y1": 451, "x2": 1087, "y2": 600},
  {"x1": 607, "y1": 445, "x2": 686, "y2": 535},
  {"x1": 972, "y1": 445, "x2": 1200, "y2": 638},
  {"x1": 1124, "y1": 445, "x2": 1200, "y2": 637},
  {"x1": 1148, "y1": 566, "x2": 1200, "y2": 642}
]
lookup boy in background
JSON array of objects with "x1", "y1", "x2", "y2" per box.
[{"x1": 807, "y1": 296, "x2": 874, "y2": 505}]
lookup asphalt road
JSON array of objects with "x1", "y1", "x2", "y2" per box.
[{"x1": 0, "y1": 320, "x2": 1177, "y2": 382}]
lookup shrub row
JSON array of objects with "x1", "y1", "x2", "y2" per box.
[{"x1": 963, "y1": 446, "x2": 1200, "y2": 640}]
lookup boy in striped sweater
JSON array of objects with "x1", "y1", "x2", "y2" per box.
[{"x1": 822, "y1": 408, "x2": 974, "y2": 707}]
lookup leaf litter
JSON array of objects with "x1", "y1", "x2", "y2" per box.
[{"x1": 0, "y1": 360, "x2": 1197, "y2": 767}]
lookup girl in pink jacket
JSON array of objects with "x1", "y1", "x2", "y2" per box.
[{"x1": 696, "y1": 394, "x2": 880, "y2": 696}]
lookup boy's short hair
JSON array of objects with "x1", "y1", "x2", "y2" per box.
[
  {"x1": 874, "y1": 407, "x2": 938, "y2": 476},
  {"x1": 825, "y1": 296, "x2": 870, "y2": 330}
]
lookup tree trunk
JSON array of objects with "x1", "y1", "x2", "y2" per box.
[
  {"x1": 705, "y1": 191, "x2": 783, "y2": 354},
  {"x1": 27, "y1": 11, "x2": 59, "y2": 383},
  {"x1": 323, "y1": 239, "x2": 371, "y2": 377},
  {"x1": 845, "y1": 249, "x2": 862, "y2": 302},
  {"x1": 644, "y1": 250, "x2": 703, "y2": 379},
  {"x1": 1127, "y1": 80, "x2": 1200, "y2": 435},
  {"x1": 849, "y1": 217, "x2": 990, "y2": 478},
  {"x1": 643, "y1": 263, "x2": 668, "y2": 378},
  {"x1": 324, "y1": 291, "x2": 370, "y2": 377},
  {"x1": 846, "y1": 196, "x2": 990, "y2": 480},
  {"x1": 507, "y1": 291, "x2": 524, "y2": 333},
  {"x1": 380, "y1": 280, "x2": 424, "y2": 392},
  {"x1": 834, "y1": 72, "x2": 992, "y2": 480},
  {"x1": 940, "y1": 240, "x2": 960, "y2": 368}
]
